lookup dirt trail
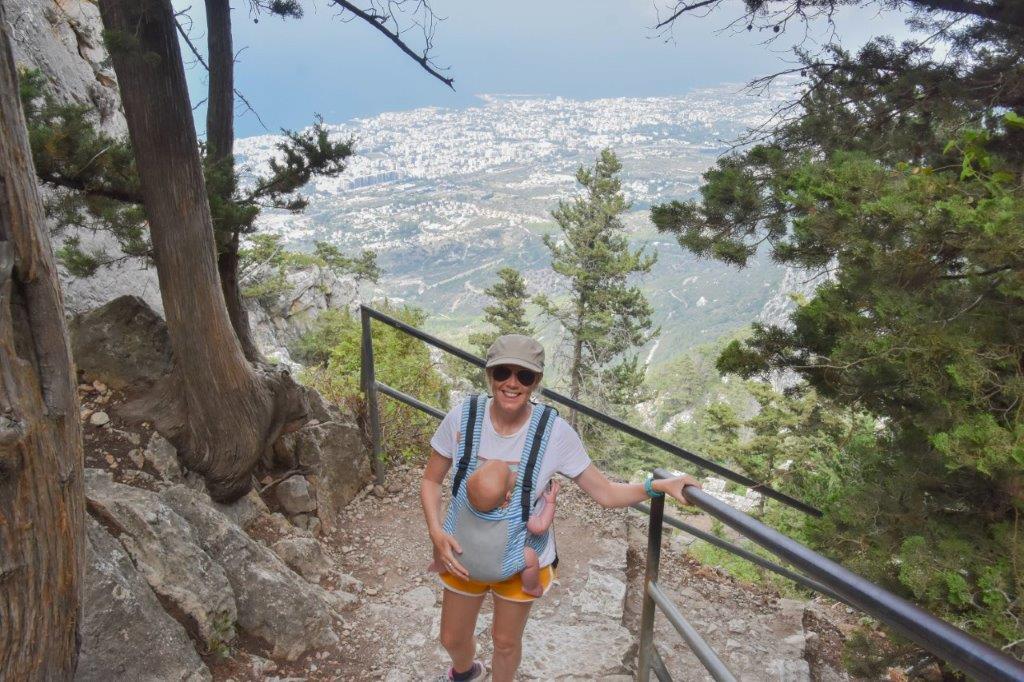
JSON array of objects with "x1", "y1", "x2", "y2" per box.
[{"x1": 299, "y1": 461, "x2": 858, "y2": 681}]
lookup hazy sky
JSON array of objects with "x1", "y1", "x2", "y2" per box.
[{"x1": 175, "y1": 0, "x2": 914, "y2": 138}]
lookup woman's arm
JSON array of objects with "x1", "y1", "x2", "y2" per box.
[
  {"x1": 572, "y1": 464, "x2": 700, "y2": 508},
  {"x1": 420, "y1": 449, "x2": 470, "y2": 580}
]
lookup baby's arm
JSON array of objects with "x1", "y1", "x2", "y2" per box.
[{"x1": 526, "y1": 480, "x2": 560, "y2": 534}]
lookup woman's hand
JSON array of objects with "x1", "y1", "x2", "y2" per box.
[
  {"x1": 430, "y1": 529, "x2": 469, "y2": 581},
  {"x1": 653, "y1": 474, "x2": 702, "y2": 506}
]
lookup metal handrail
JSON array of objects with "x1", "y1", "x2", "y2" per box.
[
  {"x1": 359, "y1": 304, "x2": 820, "y2": 516},
  {"x1": 638, "y1": 487, "x2": 736, "y2": 681},
  {"x1": 651, "y1": 468, "x2": 1024, "y2": 682},
  {"x1": 647, "y1": 582, "x2": 737, "y2": 682},
  {"x1": 633, "y1": 502, "x2": 844, "y2": 603},
  {"x1": 356, "y1": 304, "x2": 1024, "y2": 680}
]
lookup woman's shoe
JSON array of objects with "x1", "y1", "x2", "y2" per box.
[{"x1": 443, "y1": 660, "x2": 484, "y2": 681}]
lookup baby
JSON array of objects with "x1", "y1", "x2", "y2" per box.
[{"x1": 431, "y1": 459, "x2": 560, "y2": 597}]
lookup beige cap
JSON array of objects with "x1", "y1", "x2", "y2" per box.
[{"x1": 485, "y1": 334, "x2": 544, "y2": 373}]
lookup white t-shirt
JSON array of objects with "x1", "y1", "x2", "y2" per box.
[{"x1": 430, "y1": 398, "x2": 592, "y2": 568}]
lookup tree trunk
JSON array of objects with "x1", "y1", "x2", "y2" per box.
[
  {"x1": 204, "y1": 0, "x2": 262, "y2": 361},
  {"x1": 219, "y1": 232, "x2": 262, "y2": 361},
  {"x1": 98, "y1": 0, "x2": 306, "y2": 502},
  {"x1": 568, "y1": 334, "x2": 583, "y2": 430},
  {"x1": 0, "y1": 7, "x2": 85, "y2": 677},
  {"x1": 204, "y1": 0, "x2": 233, "y2": 164}
]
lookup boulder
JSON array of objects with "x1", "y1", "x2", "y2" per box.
[
  {"x1": 144, "y1": 431, "x2": 183, "y2": 482},
  {"x1": 213, "y1": 488, "x2": 270, "y2": 529},
  {"x1": 161, "y1": 485, "x2": 340, "y2": 660},
  {"x1": 276, "y1": 475, "x2": 317, "y2": 515},
  {"x1": 69, "y1": 296, "x2": 172, "y2": 389},
  {"x1": 274, "y1": 409, "x2": 371, "y2": 529},
  {"x1": 270, "y1": 537, "x2": 330, "y2": 582},
  {"x1": 76, "y1": 517, "x2": 211, "y2": 682},
  {"x1": 84, "y1": 470, "x2": 237, "y2": 650}
]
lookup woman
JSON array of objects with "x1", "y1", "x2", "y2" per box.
[{"x1": 420, "y1": 334, "x2": 701, "y2": 682}]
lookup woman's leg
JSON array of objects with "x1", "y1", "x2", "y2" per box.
[
  {"x1": 439, "y1": 588, "x2": 486, "y2": 673},
  {"x1": 491, "y1": 596, "x2": 534, "y2": 682}
]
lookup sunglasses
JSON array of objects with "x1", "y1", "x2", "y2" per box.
[{"x1": 490, "y1": 365, "x2": 538, "y2": 386}]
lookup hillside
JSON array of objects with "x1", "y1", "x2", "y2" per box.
[{"x1": 235, "y1": 87, "x2": 810, "y2": 368}]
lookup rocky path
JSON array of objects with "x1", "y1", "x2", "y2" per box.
[
  {"x1": 316, "y1": 463, "x2": 858, "y2": 681},
  {"x1": 75, "y1": 378, "x2": 859, "y2": 681}
]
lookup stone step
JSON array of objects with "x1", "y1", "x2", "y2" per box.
[{"x1": 374, "y1": 489, "x2": 635, "y2": 680}]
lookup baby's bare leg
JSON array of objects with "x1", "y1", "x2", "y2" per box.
[{"x1": 520, "y1": 547, "x2": 543, "y2": 597}]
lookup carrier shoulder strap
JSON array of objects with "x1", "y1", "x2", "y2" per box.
[
  {"x1": 451, "y1": 394, "x2": 481, "y2": 497},
  {"x1": 520, "y1": 404, "x2": 554, "y2": 522}
]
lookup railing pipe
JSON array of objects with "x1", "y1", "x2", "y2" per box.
[
  {"x1": 650, "y1": 647, "x2": 673, "y2": 682},
  {"x1": 654, "y1": 468, "x2": 1024, "y2": 682},
  {"x1": 363, "y1": 306, "x2": 485, "y2": 368},
  {"x1": 646, "y1": 581, "x2": 738, "y2": 682},
  {"x1": 633, "y1": 503, "x2": 844, "y2": 603},
  {"x1": 360, "y1": 305, "x2": 821, "y2": 517},
  {"x1": 637, "y1": 491, "x2": 665, "y2": 682},
  {"x1": 360, "y1": 307, "x2": 385, "y2": 486},
  {"x1": 375, "y1": 382, "x2": 447, "y2": 421}
]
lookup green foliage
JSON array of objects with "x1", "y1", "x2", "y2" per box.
[
  {"x1": 238, "y1": 233, "x2": 378, "y2": 304},
  {"x1": 296, "y1": 304, "x2": 448, "y2": 463},
  {"x1": 204, "y1": 614, "x2": 237, "y2": 660},
  {"x1": 841, "y1": 627, "x2": 891, "y2": 678},
  {"x1": 250, "y1": 0, "x2": 303, "y2": 19},
  {"x1": 19, "y1": 67, "x2": 150, "y2": 272},
  {"x1": 19, "y1": 68, "x2": 353, "y2": 280},
  {"x1": 467, "y1": 267, "x2": 535, "y2": 356},
  {"x1": 650, "y1": 20, "x2": 1024, "y2": 653},
  {"x1": 222, "y1": 119, "x2": 353, "y2": 242},
  {"x1": 536, "y1": 148, "x2": 659, "y2": 414}
]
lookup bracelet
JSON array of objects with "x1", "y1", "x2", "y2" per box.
[{"x1": 644, "y1": 476, "x2": 664, "y2": 499}]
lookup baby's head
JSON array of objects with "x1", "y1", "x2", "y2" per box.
[{"x1": 467, "y1": 459, "x2": 515, "y2": 512}]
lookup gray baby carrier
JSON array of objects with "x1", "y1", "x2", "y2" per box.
[{"x1": 441, "y1": 394, "x2": 557, "y2": 582}]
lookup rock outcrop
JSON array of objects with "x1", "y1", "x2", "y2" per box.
[
  {"x1": 10, "y1": 0, "x2": 165, "y2": 315},
  {"x1": 249, "y1": 264, "x2": 362, "y2": 368},
  {"x1": 161, "y1": 485, "x2": 342, "y2": 661},
  {"x1": 70, "y1": 296, "x2": 173, "y2": 390},
  {"x1": 84, "y1": 470, "x2": 237, "y2": 650},
  {"x1": 273, "y1": 389, "x2": 372, "y2": 530},
  {"x1": 8, "y1": 0, "x2": 124, "y2": 134},
  {"x1": 72, "y1": 294, "x2": 372, "y2": 535},
  {"x1": 77, "y1": 518, "x2": 211, "y2": 682}
]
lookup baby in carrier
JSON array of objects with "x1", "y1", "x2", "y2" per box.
[{"x1": 430, "y1": 459, "x2": 560, "y2": 596}]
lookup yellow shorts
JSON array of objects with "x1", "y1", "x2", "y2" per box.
[{"x1": 440, "y1": 565, "x2": 556, "y2": 603}]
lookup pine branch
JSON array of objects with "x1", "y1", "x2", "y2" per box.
[
  {"x1": 173, "y1": 16, "x2": 270, "y2": 131},
  {"x1": 654, "y1": 0, "x2": 721, "y2": 29},
  {"x1": 38, "y1": 172, "x2": 142, "y2": 205},
  {"x1": 328, "y1": 0, "x2": 454, "y2": 90}
]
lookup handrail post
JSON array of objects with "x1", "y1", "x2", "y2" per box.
[
  {"x1": 637, "y1": 476, "x2": 665, "y2": 682},
  {"x1": 360, "y1": 306, "x2": 385, "y2": 486}
]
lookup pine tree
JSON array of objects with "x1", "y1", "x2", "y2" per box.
[
  {"x1": 468, "y1": 267, "x2": 534, "y2": 356},
  {"x1": 651, "y1": 1, "x2": 1024, "y2": 653},
  {"x1": 98, "y1": 0, "x2": 308, "y2": 502},
  {"x1": 22, "y1": 0, "x2": 450, "y2": 359},
  {"x1": 535, "y1": 148, "x2": 658, "y2": 425}
]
